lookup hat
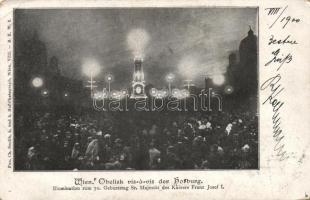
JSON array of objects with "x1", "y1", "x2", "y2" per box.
[
  {"x1": 115, "y1": 138, "x2": 122, "y2": 143},
  {"x1": 241, "y1": 144, "x2": 250, "y2": 152}
]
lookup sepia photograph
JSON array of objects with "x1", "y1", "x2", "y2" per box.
[{"x1": 13, "y1": 8, "x2": 258, "y2": 171}]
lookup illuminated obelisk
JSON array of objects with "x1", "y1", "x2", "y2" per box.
[{"x1": 130, "y1": 58, "x2": 147, "y2": 99}]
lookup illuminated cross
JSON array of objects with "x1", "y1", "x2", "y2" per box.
[
  {"x1": 183, "y1": 80, "x2": 194, "y2": 91},
  {"x1": 85, "y1": 72, "x2": 98, "y2": 97}
]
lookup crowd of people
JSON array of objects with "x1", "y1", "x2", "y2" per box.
[{"x1": 14, "y1": 106, "x2": 258, "y2": 170}]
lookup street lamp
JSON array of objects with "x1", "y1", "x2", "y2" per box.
[
  {"x1": 172, "y1": 89, "x2": 180, "y2": 99},
  {"x1": 102, "y1": 88, "x2": 108, "y2": 99},
  {"x1": 184, "y1": 80, "x2": 194, "y2": 91},
  {"x1": 165, "y1": 73, "x2": 175, "y2": 94},
  {"x1": 93, "y1": 91, "x2": 103, "y2": 100},
  {"x1": 121, "y1": 89, "x2": 128, "y2": 98},
  {"x1": 105, "y1": 74, "x2": 114, "y2": 94},
  {"x1": 156, "y1": 89, "x2": 168, "y2": 99},
  {"x1": 85, "y1": 72, "x2": 98, "y2": 97},
  {"x1": 31, "y1": 77, "x2": 44, "y2": 88},
  {"x1": 41, "y1": 89, "x2": 49, "y2": 97},
  {"x1": 150, "y1": 88, "x2": 158, "y2": 97},
  {"x1": 82, "y1": 58, "x2": 101, "y2": 96},
  {"x1": 180, "y1": 89, "x2": 190, "y2": 98},
  {"x1": 224, "y1": 85, "x2": 234, "y2": 94},
  {"x1": 110, "y1": 90, "x2": 120, "y2": 100}
]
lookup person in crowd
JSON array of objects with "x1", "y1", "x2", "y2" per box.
[
  {"x1": 148, "y1": 142, "x2": 161, "y2": 169},
  {"x1": 84, "y1": 138, "x2": 99, "y2": 169}
]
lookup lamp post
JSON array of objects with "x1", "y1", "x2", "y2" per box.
[
  {"x1": 184, "y1": 79, "x2": 194, "y2": 91},
  {"x1": 85, "y1": 71, "x2": 97, "y2": 97},
  {"x1": 105, "y1": 74, "x2": 114, "y2": 94},
  {"x1": 150, "y1": 88, "x2": 158, "y2": 97},
  {"x1": 102, "y1": 88, "x2": 108, "y2": 99},
  {"x1": 165, "y1": 73, "x2": 175, "y2": 94},
  {"x1": 82, "y1": 58, "x2": 101, "y2": 97}
]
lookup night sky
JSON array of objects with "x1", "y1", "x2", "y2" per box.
[{"x1": 15, "y1": 8, "x2": 257, "y2": 89}]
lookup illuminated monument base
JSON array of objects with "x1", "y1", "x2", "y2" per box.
[
  {"x1": 130, "y1": 58, "x2": 147, "y2": 99},
  {"x1": 130, "y1": 82, "x2": 147, "y2": 99}
]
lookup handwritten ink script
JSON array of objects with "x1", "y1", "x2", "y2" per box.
[{"x1": 261, "y1": 6, "x2": 301, "y2": 161}]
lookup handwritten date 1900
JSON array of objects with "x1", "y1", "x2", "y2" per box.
[{"x1": 267, "y1": 6, "x2": 301, "y2": 29}]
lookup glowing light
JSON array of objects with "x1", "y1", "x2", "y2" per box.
[
  {"x1": 110, "y1": 90, "x2": 125, "y2": 100},
  {"x1": 166, "y1": 73, "x2": 175, "y2": 83},
  {"x1": 105, "y1": 74, "x2": 114, "y2": 82},
  {"x1": 105, "y1": 74, "x2": 114, "y2": 93},
  {"x1": 181, "y1": 89, "x2": 190, "y2": 98},
  {"x1": 172, "y1": 89, "x2": 181, "y2": 98},
  {"x1": 156, "y1": 89, "x2": 168, "y2": 99},
  {"x1": 224, "y1": 85, "x2": 234, "y2": 94},
  {"x1": 118, "y1": 90, "x2": 128, "y2": 100},
  {"x1": 64, "y1": 92, "x2": 69, "y2": 97},
  {"x1": 171, "y1": 88, "x2": 189, "y2": 99},
  {"x1": 127, "y1": 28, "x2": 150, "y2": 59},
  {"x1": 162, "y1": 89, "x2": 168, "y2": 97},
  {"x1": 184, "y1": 80, "x2": 194, "y2": 90},
  {"x1": 94, "y1": 90, "x2": 110, "y2": 100},
  {"x1": 31, "y1": 77, "x2": 43, "y2": 88},
  {"x1": 212, "y1": 74, "x2": 225, "y2": 86},
  {"x1": 135, "y1": 86, "x2": 142, "y2": 94},
  {"x1": 41, "y1": 89, "x2": 49, "y2": 97},
  {"x1": 82, "y1": 58, "x2": 101, "y2": 78},
  {"x1": 150, "y1": 88, "x2": 158, "y2": 97},
  {"x1": 121, "y1": 89, "x2": 128, "y2": 96},
  {"x1": 93, "y1": 91, "x2": 103, "y2": 100}
]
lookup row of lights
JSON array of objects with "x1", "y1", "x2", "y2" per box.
[
  {"x1": 93, "y1": 87, "x2": 190, "y2": 100},
  {"x1": 150, "y1": 88, "x2": 190, "y2": 99},
  {"x1": 90, "y1": 73, "x2": 224, "y2": 91},
  {"x1": 31, "y1": 73, "x2": 232, "y2": 99},
  {"x1": 93, "y1": 89, "x2": 128, "y2": 100}
]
